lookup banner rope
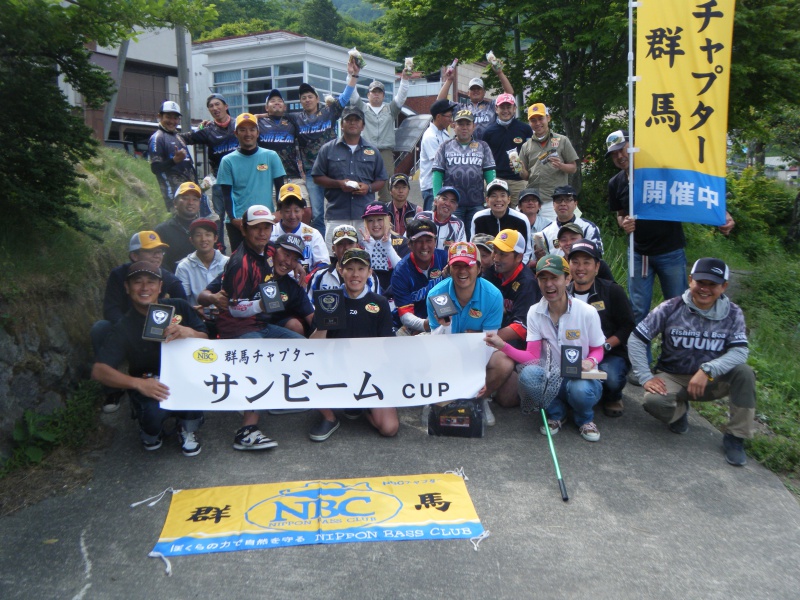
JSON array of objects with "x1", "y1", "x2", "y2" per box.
[
  {"x1": 470, "y1": 530, "x2": 491, "y2": 551},
  {"x1": 444, "y1": 467, "x2": 468, "y2": 480},
  {"x1": 130, "y1": 487, "x2": 181, "y2": 508},
  {"x1": 148, "y1": 551, "x2": 173, "y2": 576}
]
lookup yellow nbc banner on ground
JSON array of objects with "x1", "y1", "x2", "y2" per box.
[
  {"x1": 634, "y1": 0, "x2": 735, "y2": 225},
  {"x1": 153, "y1": 474, "x2": 484, "y2": 556}
]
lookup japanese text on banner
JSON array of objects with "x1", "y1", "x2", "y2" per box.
[
  {"x1": 634, "y1": 0, "x2": 735, "y2": 225},
  {"x1": 159, "y1": 334, "x2": 488, "y2": 411}
]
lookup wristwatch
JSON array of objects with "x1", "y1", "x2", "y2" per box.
[
  {"x1": 700, "y1": 364, "x2": 714, "y2": 381},
  {"x1": 603, "y1": 342, "x2": 612, "y2": 352}
]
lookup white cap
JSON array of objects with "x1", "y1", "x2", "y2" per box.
[
  {"x1": 160, "y1": 100, "x2": 181, "y2": 115},
  {"x1": 468, "y1": 77, "x2": 485, "y2": 89}
]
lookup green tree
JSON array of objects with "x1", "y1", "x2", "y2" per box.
[
  {"x1": 299, "y1": 0, "x2": 343, "y2": 44},
  {"x1": 0, "y1": 0, "x2": 215, "y2": 235}
]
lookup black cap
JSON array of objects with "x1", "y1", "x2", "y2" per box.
[
  {"x1": 552, "y1": 185, "x2": 577, "y2": 198},
  {"x1": 275, "y1": 233, "x2": 305, "y2": 258},
  {"x1": 390, "y1": 173, "x2": 410, "y2": 188},
  {"x1": 206, "y1": 93, "x2": 227, "y2": 107},
  {"x1": 406, "y1": 218, "x2": 437, "y2": 241},
  {"x1": 342, "y1": 105, "x2": 365, "y2": 121},
  {"x1": 298, "y1": 83, "x2": 317, "y2": 97},
  {"x1": 267, "y1": 89, "x2": 283, "y2": 102},
  {"x1": 568, "y1": 238, "x2": 601, "y2": 261},
  {"x1": 126, "y1": 261, "x2": 162, "y2": 280},
  {"x1": 518, "y1": 188, "x2": 541, "y2": 203},
  {"x1": 430, "y1": 99, "x2": 458, "y2": 117},
  {"x1": 691, "y1": 257, "x2": 729, "y2": 284}
]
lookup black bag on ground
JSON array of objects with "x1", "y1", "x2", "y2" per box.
[{"x1": 427, "y1": 399, "x2": 484, "y2": 438}]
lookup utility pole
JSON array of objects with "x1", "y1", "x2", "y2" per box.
[{"x1": 175, "y1": 26, "x2": 191, "y2": 133}]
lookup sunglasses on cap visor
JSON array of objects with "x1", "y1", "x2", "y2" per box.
[{"x1": 333, "y1": 228, "x2": 357, "y2": 239}]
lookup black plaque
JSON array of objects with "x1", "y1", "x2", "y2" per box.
[
  {"x1": 313, "y1": 289, "x2": 346, "y2": 330},
  {"x1": 560, "y1": 345, "x2": 582, "y2": 379},
  {"x1": 429, "y1": 293, "x2": 459, "y2": 320},
  {"x1": 259, "y1": 282, "x2": 285, "y2": 314},
  {"x1": 142, "y1": 304, "x2": 175, "y2": 342}
]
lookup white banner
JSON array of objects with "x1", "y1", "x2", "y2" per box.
[{"x1": 160, "y1": 334, "x2": 487, "y2": 411}]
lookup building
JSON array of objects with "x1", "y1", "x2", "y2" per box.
[
  {"x1": 191, "y1": 31, "x2": 399, "y2": 119},
  {"x1": 60, "y1": 28, "x2": 189, "y2": 155}
]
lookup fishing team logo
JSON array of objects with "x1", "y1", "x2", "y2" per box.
[
  {"x1": 565, "y1": 348, "x2": 580, "y2": 363},
  {"x1": 246, "y1": 481, "x2": 402, "y2": 532},
  {"x1": 152, "y1": 310, "x2": 169, "y2": 325},
  {"x1": 319, "y1": 293, "x2": 340, "y2": 313}
]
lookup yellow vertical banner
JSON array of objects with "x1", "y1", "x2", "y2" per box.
[{"x1": 634, "y1": 0, "x2": 735, "y2": 225}]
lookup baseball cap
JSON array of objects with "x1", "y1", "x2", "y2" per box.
[
  {"x1": 298, "y1": 83, "x2": 317, "y2": 97},
  {"x1": 267, "y1": 89, "x2": 283, "y2": 102},
  {"x1": 390, "y1": 173, "x2": 410, "y2": 188},
  {"x1": 341, "y1": 248, "x2": 371, "y2": 267},
  {"x1": 235, "y1": 113, "x2": 257, "y2": 130},
  {"x1": 437, "y1": 186, "x2": 461, "y2": 203},
  {"x1": 691, "y1": 257, "x2": 729, "y2": 284},
  {"x1": 453, "y1": 109, "x2": 474, "y2": 122},
  {"x1": 492, "y1": 229, "x2": 526, "y2": 254},
  {"x1": 206, "y1": 93, "x2": 227, "y2": 107},
  {"x1": 557, "y1": 223, "x2": 583, "y2": 238},
  {"x1": 174, "y1": 181, "x2": 202, "y2": 199},
  {"x1": 486, "y1": 179, "x2": 509, "y2": 195},
  {"x1": 527, "y1": 103, "x2": 548, "y2": 119},
  {"x1": 605, "y1": 129, "x2": 629, "y2": 156},
  {"x1": 342, "y1": 105, "x2": 365, "y2": 121},
  {"x1": 553, "y1": 185, "x2": 577, "y2": 198},
  {"x1": 468, "y1": 77, "x2": 485, "y2": 89},
  {"x1": 536, "y1": 254, "x2": 570, "y2": 277},
  {"x1": 495, "y1": 93, "x2": 516, "y2": 106},
  {"x1": 277, "y1": 183, "x2": 306, "y2": 207},
  {"x1": 430, "y1": 99, "x2": 458, "y2": 117},
  {"x1": 189, "y1": 218, "x2": 218, "y2": 235},
  {"x1": 275, "y1": 233, "x2": 305, "y2": 258},
  {"x1": 406, "y1": 218, "x2": 436, "y2": 240},
  {"x1": 362, "y1": 202, "x2": 390, "y2": 219},
  {"x1": 368, "y1": 81, "x2": 385, "y2": 92},
  {"x1": 518, "y1": 188, "x2": 542, "y2": 203},
  {"x1": 332, "y1": 224, "x2": 359, "y2": 245},
  {"x1": 160, "y1": 100, "x2": 181, "y2": 115},
  {"x1": 126, "y1": 261, "x2": 162, "y2": 280},
  {"x1": 129, "y1": 231, "x2": 168, "y2": 252},
  {"x1": 243, "y1": 205, "x2": 276, "y2": 226},
  {"x1": 448, "y1": 241, "x2": 479, "y2": 266},
  {"x1": 568, "y1": 239, "x2": 601, "y2": 261},
  {"x1": 471, "y1": 233, "x2": 495, "y2": 252}
]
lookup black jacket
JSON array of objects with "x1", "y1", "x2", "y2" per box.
[{"x1": 568, "y1": 277, "x2": 635, "y2": 363}]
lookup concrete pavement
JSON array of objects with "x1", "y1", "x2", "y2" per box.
[{"x1": 0, "y1": 385, "x2": 799, "y2": 600}]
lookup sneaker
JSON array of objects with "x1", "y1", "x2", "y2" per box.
[
  {"x1": 669, "y1": 406, "x2": 690, "y2": 434},
  {"x1": 102, "y1": 391, "x2": 124, "y2": 414},
  {"x1": 342, "y1": 409, "x2": 363, "y2": 420},
  {"x1": 421, "y1": 405, "x2": 431, "y2": 427},
  {"x1": 233, "y1": 425, "x2": 278, "y2": 450},
  {"x1": 723, "y1": 433, "x2": 747, "y2": 466},
  {"x1": 579, "y1": 422, "x2": 601, "y2": 442},
  {"x1": 142, "y1": 437, "x2": 162, "y2": 451},
  {"x1": 309, "y1": 418, "x2": 340, "y2": 442},
  {"x1": 539, "y1": 418, "x2": 565, "y2": 436},
  {"x1": 180, "y1": 429, "x2": 202, "y2": 457},
  {"x1": 627, "y1": 371, "x2": 642, "y2": 386}
]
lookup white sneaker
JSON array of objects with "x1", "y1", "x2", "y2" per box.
[
  {"x1": 579, "y1": 422, "x2": 601, "y2": 442},
  {"x1": 179, "y1": 429, "x2": 202, "y2": 457},
  {"x1": 420, "y1": 405, "x2": 431, "y2": 427},
  {"x1": 233, "y1": 425, "x2": 278, "y2": 450},
  {"x1": 539, "y1": 418, "x2": 564, "y2": 436},
  {"x1": 482, "y1": 399, "x2": 496, "y2": 427}
]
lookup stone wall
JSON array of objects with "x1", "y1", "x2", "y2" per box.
[{"x1": 0, "y1": 284, "x2": 104, "y2": 461}]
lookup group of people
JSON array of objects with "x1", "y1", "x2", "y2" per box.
[{"x1": 91, "y1": 57, "x2": 753, "y2": 468}]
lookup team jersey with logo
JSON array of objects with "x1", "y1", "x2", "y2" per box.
[
  {"x1": 258, "y1": 116, "x2": 302, "y2": 178},
  {"x1": 217, "y1": 147, "x2": 286, "y2": 216},
  {"x1": 526, "y1": 296, "x2": 605, "y2": 369},
  {"x1": 465, "y1": 100, "x2": 496, "y2": 140},
  {"x1": 390, "y1": 250, "x2": 449, "y2": 322},
  {"x1": 180, "y1": 120, "x2": 237, "y2": 176},
  {"x1": 289, "y1": 101, "x2": 347, "y2": 172},
  {"x1": 633, "y1": 295, "x2": 748, "y2": 376},
  {"x1": 416, "y1": 211, "x2": 466, "y2": 250},
  {"x1": 432, "y1": 138, "x2": 496, "y2": 208},
  {"x1": 325, "y1": 292, "x2": 394, "y2": 339}
]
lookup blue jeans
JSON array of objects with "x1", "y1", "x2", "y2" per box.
[
  {"x1": 129, "y1": 390, "x2": 202, "y2": 444},
  {"x1": 629, "y1": 247, "x2": 687, "y2": 324},
  {"x1": 547, "y1": 378, "x2": 602, "y2": 427},
  {"x1": 421, "y1": 189, "x2": 434, "y2": 212},
  {"x1": 241, "y1": 324, "x2": 305, "y2": 340},
  {"x1": 599, "y1": 355, "x2": 630, "y2": 402},
  {"x1": 305, "y1": 176, "x2": 326, "y2": 237},
  {"x1": 453, "y1": 205, "x2": 481, "y2": 239}
]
